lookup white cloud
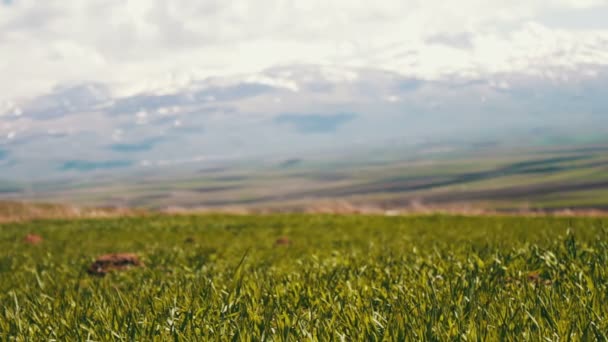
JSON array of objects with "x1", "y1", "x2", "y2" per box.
[
  {"x1": 1, "y1": 0, "x2": 608, "y2": 101},
  {"x1": 245, "y1": 74, "x2": 299, "y2": 92}
]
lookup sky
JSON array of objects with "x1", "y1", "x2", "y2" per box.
[
  {"x1": 1, "y1": 0, "x2": 607, "y2": 99},
  {"x1": 1, "y1": 0, "x2": 608, "y2": 179}
]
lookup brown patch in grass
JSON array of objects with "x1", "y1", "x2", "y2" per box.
[
  {"x1": 87, "y1": 253, "x2": 143, "y2": 276},
  {"x1": 24, "y1": 234, "x2": 43, "y2": 245},
  {"x1": 526, "y1": 272, "x2": 553, "y2": 286},
  {"x1": 504, "y1": 272, "x2": 553, "y2": 286},
  {"x1": 275, "y1": 236, "x2": 291, "y2": 246}
]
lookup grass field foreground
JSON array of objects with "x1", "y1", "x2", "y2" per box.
[{"x1": 1, "y1": 215, "x2": 607, "y2": 340}]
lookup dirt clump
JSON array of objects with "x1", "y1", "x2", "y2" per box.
[
  {"x1": 275, "y1": 236, "x2": 291, "y2": 246},
  {"x1": 504, "y1": 272, "x2": 552, "y2": 286},
  {"x1": 527, "y1": 272, "x2": 553, "y2": 286},
  {"x1": 24, "y1": 234, "x2": 43, "y2": 245},
  {"x1": 87, "y1": 253, "x2": 143, "y2": 276}
]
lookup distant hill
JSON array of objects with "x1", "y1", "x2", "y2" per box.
[{"x1": 0, "y1": 201, "x2": 146, "y2": 223}]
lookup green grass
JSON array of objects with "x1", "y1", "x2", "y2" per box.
[{"x1": 1, "y1": 214, "x2": 608, "y2": 340}]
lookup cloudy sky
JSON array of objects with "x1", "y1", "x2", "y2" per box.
[
  {"x1": 1, "y1": 1, "x2": 608, "y2": 179},
  {"x1": 2, "y1": 0, "x2": 608, "y2": 100}
]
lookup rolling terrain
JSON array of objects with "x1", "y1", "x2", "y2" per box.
[{"x1": 3, "y1": 141, "x2": 608, "y2": 214}]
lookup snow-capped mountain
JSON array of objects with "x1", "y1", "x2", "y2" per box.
[{"x1": 1, "y1": 64, "x2": 608, "y2": 180}]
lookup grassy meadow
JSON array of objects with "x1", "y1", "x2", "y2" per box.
[{"x1": 1, "y1": 214, "x2": 608, "y2": 340}]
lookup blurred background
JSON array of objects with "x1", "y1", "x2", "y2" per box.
[{"x1": 1, "y1": 0, "x2": 608, "y2": 213}]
